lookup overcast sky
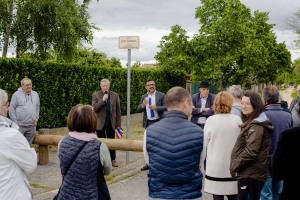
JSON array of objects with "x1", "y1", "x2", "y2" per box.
[{"x1": 88, "y1": 0, "x2": 300, "y2": 66}]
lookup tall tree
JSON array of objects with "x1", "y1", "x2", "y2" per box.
[
  {"x1": 0, "y1": 0, "x2": 99, "y2": 61},
  {"x1": 155, "y1": 25, "x2": 193, "y2": 73},
  {"x1": 285, "y1": 7, "x2": 300, "y2": 48},
  {"x1": 155, "y1": 0, "x2": 292, "y2": 89},
  {"x1": 194, "y1": 0, "x2": 258, "y2": 89},
  {"x1": 292, "y1": 58, "x2": 300, "y2": 85}
]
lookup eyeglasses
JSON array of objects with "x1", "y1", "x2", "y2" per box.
[
  {"x1": 23, "y1": 83, "x2": 32, "y2": 87},
  {"x1": 3, "y1": 102, "x2": 9, "y2": 107},
  {"x1": 146, "y1": 84, "x2": 155, "y2": 87}
]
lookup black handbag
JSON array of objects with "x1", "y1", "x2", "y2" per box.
[{"x1": 53, "y1": 142, "x2": 88, "y2": 200}]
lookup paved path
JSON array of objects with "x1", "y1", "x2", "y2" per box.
[{"x1": 281, "y1": 87, "x2": 294, "y2": 106}]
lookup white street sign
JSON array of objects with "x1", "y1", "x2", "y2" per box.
[{"x1": 119, "y1": 36, "x2": 140, "y2": 49}]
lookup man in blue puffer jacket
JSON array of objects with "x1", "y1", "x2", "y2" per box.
[{"x1": 143, "y1": 86, "x2": 203, "y2": 200}]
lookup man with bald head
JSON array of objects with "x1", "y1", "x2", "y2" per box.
[
  {"x1": 289, "y1": 84, "x2": 300, "y2": 127},
  {"x1": 260, "y1": 86, "x2": 292, "y2": 200},
  {"x1": 143, "y1": 86, "x2": 203, "y2": 200}
]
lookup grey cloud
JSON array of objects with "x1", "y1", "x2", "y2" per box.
[
  {"x1": 89, "y1": 0, "x2": 200, "y2": 32},
  {"x1": 88, "y1": 0, "x2": 300, "y2": 63},
  {"x1": 92, "y1": 36, "x2": 159, "y2": 62}
]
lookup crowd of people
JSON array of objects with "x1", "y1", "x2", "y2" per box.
[
  {"x1": 0, "y1": 78, "x2": 300, "y2": 200},
  {"x1": 143, "y1": 82, "x2": 299, "y2": 200}
]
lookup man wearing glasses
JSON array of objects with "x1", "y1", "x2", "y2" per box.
[
  {"x1": 9, "y1": 78, "x2": 40, "y2": 144},
  {"x1": 137, "y1": 78, "x2": 167, "y2": 171},
  {"x1": 289, "y1": 84, "x2": 300, "y2": 127}
]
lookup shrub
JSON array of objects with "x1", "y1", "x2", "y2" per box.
[{"x1": 0, "y1": 58, "x2": 185, "y2": 128}]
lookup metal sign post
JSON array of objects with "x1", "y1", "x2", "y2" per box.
[
  {"x1": 119, "y1": 36, "x2": 139, "y2": 163},
  {"x1": 126, "y1": 49, "x2": 131, "y2": 163}
]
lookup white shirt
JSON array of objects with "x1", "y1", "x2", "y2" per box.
[
  {"x1": 197, "y1": 94, "x2": 208, "y2": 124},
  {"x1": 0, "y1": 122, "x2": 37, "y2": 200},
  {"x1": 146, "y1": 91, "x2": 159, "y2": 120},
  {"x1": 143, "y1": 130, "x2": 149, "y2": 165}
]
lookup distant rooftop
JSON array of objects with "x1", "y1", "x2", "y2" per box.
[{"x1": 140, "y1": 63, "x2": 157, "y2": 68}]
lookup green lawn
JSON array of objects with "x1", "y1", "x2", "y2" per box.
[
  {"x1": 292, "y1": 91, "x2": 297, "y2": 99},
  {"x1": 120, "y1": 122, "x2": 144, "y2": 140},
  {"x1": 279, "y1": 88, "x2": 287, "y2": 92}
]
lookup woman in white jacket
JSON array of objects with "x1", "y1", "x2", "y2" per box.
[
  {"x1": 0, "y1": 89, "x2": 37, "y2": 200},
  {"x1": 200, "y1": 91, "x2": 242, "y2": 200}
]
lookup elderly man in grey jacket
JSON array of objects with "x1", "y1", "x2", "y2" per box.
[
  {"x1": 9, "y1": 78, "x2": 40, "y2": 144},
  {"x1": 228, "y1": 85, "x2": 243, "y2": 117}
]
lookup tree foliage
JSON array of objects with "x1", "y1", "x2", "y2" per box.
[
  {"x1": 155, "y1": 0, "x2": 292, "y2": 89},
  {"x1": 155, "y1": 25, "x2": 193, "y2": 72},
  {"x1": 285, "y1": 7, "x2": 300, "y2": 48},
  {"x1": 131, "y1": 60, "x2": 142, "y2": 68},
  {"x1": 20, "y1": 47, "x2": 123, "y2": 68},
  {"x1": 0, "y1": 0, "x2": 99, "y2": 61},
  {"x1": 292, "y1": 58, "x2": 300, "y2": 85}
]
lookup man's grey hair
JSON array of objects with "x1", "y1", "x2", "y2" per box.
[
  {"x1": 21, "y1": 78, "x2": 32, "y2": 85},
  {"x1": 228, "y1": 85, "x2": 243, "y2": 99},
  {"x1": 0, "y1": 89, "x2": 8, "y2": 106},
  {"x1": 100, "y1": 79, "x2": 110, "y2": 86},
  {"x1": 262, "y1": 86, "x2": 279, "y2": 104}
]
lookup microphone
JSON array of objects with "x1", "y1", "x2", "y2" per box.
[{"x1": 104, "y1": 91, "x2": 108, "y2": 103}]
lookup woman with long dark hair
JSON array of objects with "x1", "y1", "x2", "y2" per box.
[{"x1": 230, "y1": 91, "x2": 273, "y2": 200}]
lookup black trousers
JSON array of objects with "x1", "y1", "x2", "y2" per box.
[
  {"x1": 213, "y1": 194, "x2": 237, "y2": 200},
  {"x1": 237, "y1": 178, "x2": 264, "y2": 200},
  {"x1": 96, "y1": 126, "x2": 115, "y2": 161},
  {"x1": 146, "y1": 119, "x2": 159, "y2": 128}
]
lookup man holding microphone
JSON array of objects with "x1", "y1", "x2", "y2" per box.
[
  {"x1": 137, "y1": 78, "x2": 167, "y2": 171},
  {"x1": 92, "y1": 79, "x2": 121, "y2": 167}
]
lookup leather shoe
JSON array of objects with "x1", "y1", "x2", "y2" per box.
[
  {"x1": 112, "y1": 160, "x2": 118, "y2": 167},
  {"x1": 141, "y1": 164, "x2": 149, "y2": 171}
]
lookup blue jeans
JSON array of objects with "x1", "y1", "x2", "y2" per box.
[
  {"x1": 260, "y1": 172, "x2": 283, "y2": 200},
  {"x1": 148, "y1": 197, "x2": 202, "y2": 200}
]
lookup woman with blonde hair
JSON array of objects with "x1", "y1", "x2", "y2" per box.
[{"x1": 200, "y1": 91, "x2": 242, "y2": 200}]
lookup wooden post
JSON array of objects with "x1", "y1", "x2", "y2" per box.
[
  {"x1": 36, "y1": 129, "x2": 50, "y2": 165},
  {"x1": 38, "y1": 145, "x2": 49, "y2": 165},
  {"x1": 33, "y1": 135, "x2": 143, "y2": 152},
  {"x1": 186, "y1": 74, "x2": 191, "y2": 93}
]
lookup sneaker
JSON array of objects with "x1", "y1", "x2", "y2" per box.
[{"x1": 141, "y1": 164, "x2": 149, "y2": 171}]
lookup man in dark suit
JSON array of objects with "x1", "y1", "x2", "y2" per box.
[
  {"x1": 92, "y1": 79, "x2": 121, "y2": 167},
  {"x1": 191, "y1": 81, "x2": 215, "y2": 129},
  {"x1": 137, "y1": 78, "x2": 167, "y2": 170}
]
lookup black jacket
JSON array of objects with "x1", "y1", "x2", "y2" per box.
[{"x1": 271, "y1": 126, "x2": 300, "y2": 200}]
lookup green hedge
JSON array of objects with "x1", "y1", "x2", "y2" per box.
[{"x1": 0, "y1": 58, "x2": 185, "y2": 128}]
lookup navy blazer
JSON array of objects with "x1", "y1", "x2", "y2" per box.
[
  {"x1": 137, "y1": 91, "x2": 167, "y2": 128},
  {"x1": 190, "y1": 93, "x2": 215, "y2": 125}
]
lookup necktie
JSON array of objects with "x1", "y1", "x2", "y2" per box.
[{"x1": 149, "y1": 97, "x2": 154, "y2": 117}]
